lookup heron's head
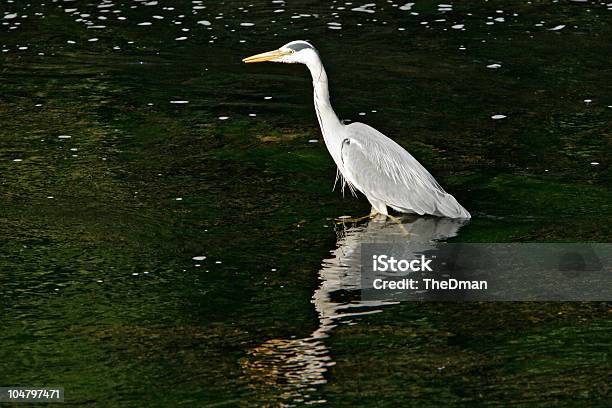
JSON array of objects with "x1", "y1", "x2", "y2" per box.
[{"x1": 242, "y1": 40, "x2": 318, "y2": 65}]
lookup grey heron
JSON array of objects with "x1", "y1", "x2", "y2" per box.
[{"x1": 243, "y1": 41, "x2": 470, "y2": 219}]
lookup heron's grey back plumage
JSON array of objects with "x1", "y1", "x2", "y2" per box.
[{"x1": 340, "y1": 122, "x2": 471, "y2": 218}]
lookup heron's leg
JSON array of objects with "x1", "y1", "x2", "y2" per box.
[{"x1": 335, "y1": 207, "x2": 378, "y2": 224}]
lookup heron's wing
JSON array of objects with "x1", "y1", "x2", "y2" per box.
[{"x1": 341, "y1": 122, "x2": 470, "y2": 218}]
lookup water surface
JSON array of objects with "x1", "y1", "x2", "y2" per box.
[{"x1": 1, "y1": 0, "x2": 611, "y2": 406}]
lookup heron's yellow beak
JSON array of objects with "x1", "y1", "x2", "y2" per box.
[{"x1": 242, "y1": 49, "x2": 291, "y2": 63}]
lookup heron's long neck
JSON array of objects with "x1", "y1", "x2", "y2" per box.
[{"x1": 306, "y1": 57, "x2": 344, "y2": 167}]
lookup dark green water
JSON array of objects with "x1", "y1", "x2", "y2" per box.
[{"x1": 1, "y1": 0, "x2": 611, "y2": 406}]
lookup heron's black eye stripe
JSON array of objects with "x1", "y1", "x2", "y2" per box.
[{"x1": 288, "y1": 42, "x2": 313, "y2": 52}]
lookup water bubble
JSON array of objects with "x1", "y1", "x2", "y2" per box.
[
  {"x1": 58, "y1": 135, "x2": 71, "y2": 139},
  {"x1": 170, "y1": 100, "x2": 189, "y2": 104},
  {"x1": 175, "y1": 36, "x2": 188, "y2": 41},
  {"x1": 487, "y1": 63, "x2": 502, "y2": 69},
  {"x1": 548, "y1": 24, "x2": 566, "y2": 31},
  {"x1": 192, "y1": 256, "x2": 207, "y2": 261},
  {"x1": 491, "y1": 114, "x2": 507, "y2": 120},
  {"x1": 197, "y1": 20, "x2": 211, "y2": 26},
  {"x1": 351, "y1": 4, "x2": 376, "y2": 13},
  {"x1": 218, "y1": 116, "x2": 229, "y2": 120},
  {"x1": 399, "y1": 3, "x2": 415, "y2": 11}
]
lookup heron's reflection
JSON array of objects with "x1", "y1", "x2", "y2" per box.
[{"x1": 243, "y1": 216, "x2": 467, "y2": 405}]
